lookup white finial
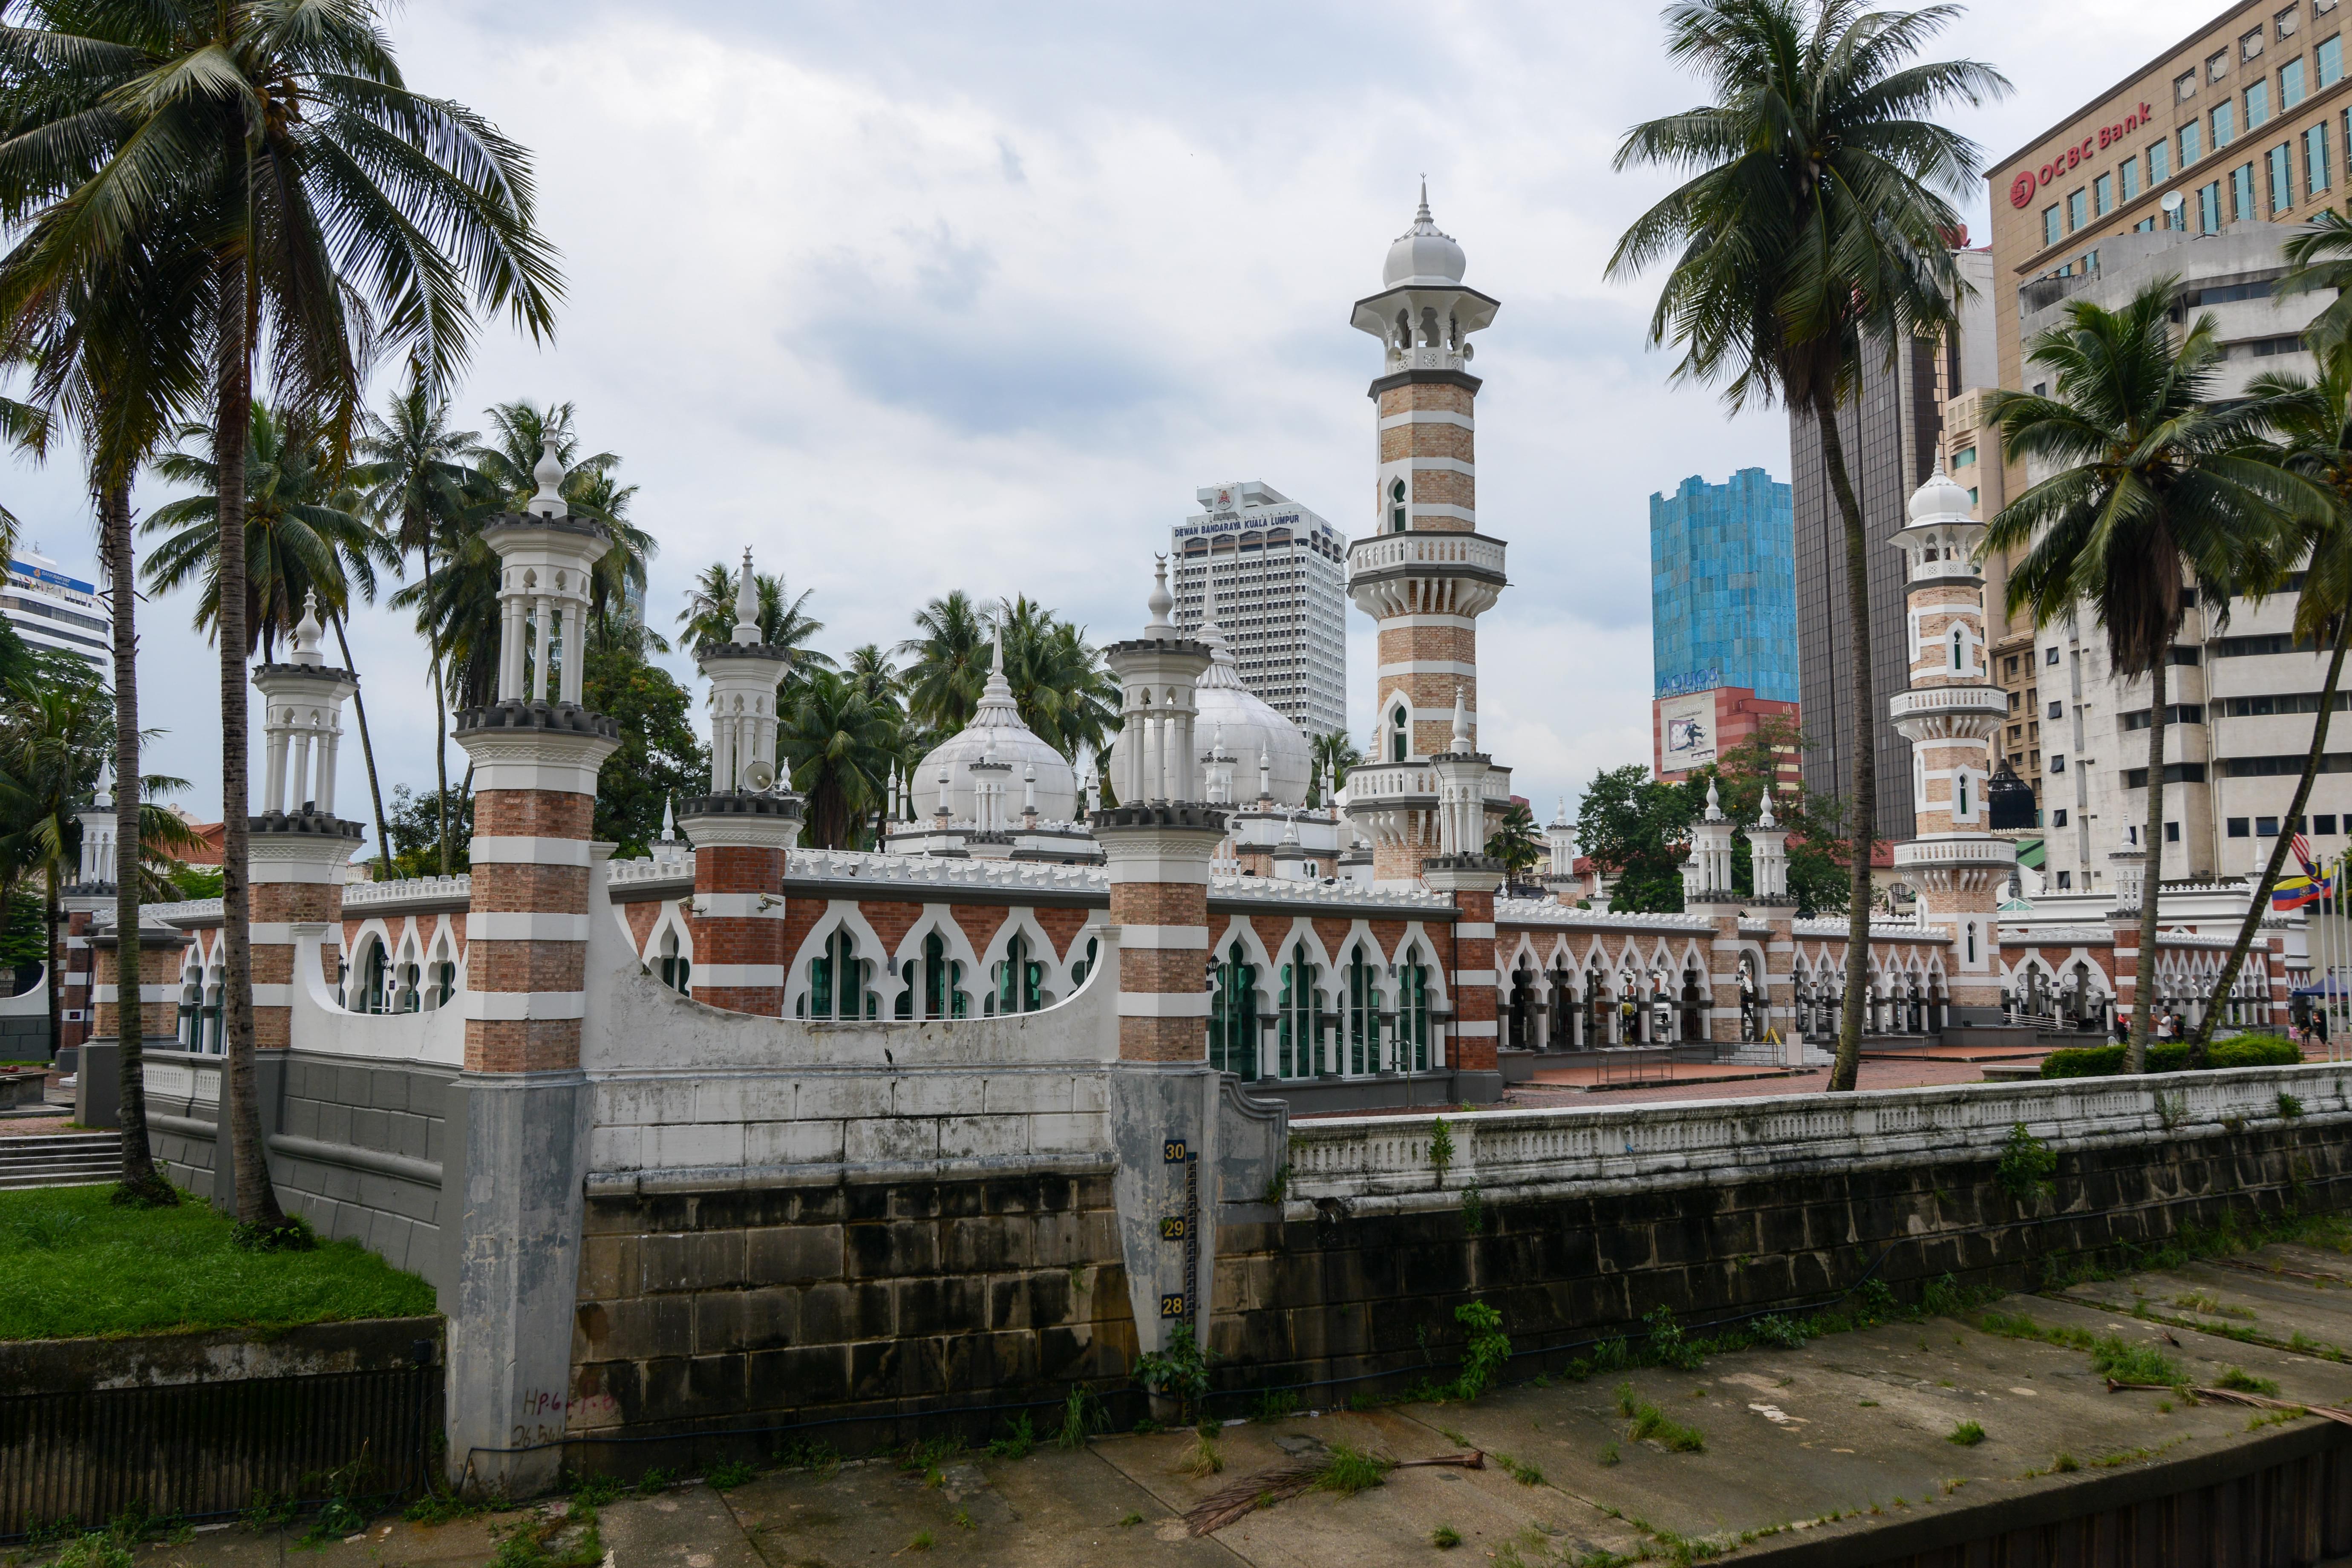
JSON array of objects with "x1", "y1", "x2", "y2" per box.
[
  {"x1": 1704, "y1": 775, "x2": 1724, "y2": 822},
  {"x1": 660, "y1": 796, "x2": 677, "y2": 842},
  {"x1": 1281, "y1": 810, "x2": 1300, "y2": 846},
  {"x1": 291, "y1": 586, "x2": 324, "y2": 666},
  {"x1": 732, "y1": 547, "x2": 761, "y2": 644},
  {"x1": 530, "y1": 434, "x2": 565, "y2": 518},
  {"x1": 1757, "y1": 779, "x2": 1778, "y2": 830},
  {"x1": 1258, "y1": 744, "x2": 1271, "y2": 801},
  {"x1": 1417, "y1": 176, "x2": 1431, "y2": 223},
  {"x1": 991, "y1": 618, "x2": 1005, "y2": 675},
  {"x1": 1450, "y1": 685, "x2": 1470, "y2": 750},
  {"x1": 92, "y1": 754, "x2": 113, "y2": 810},
  {"x1": 1144, "y1": 556, "x2": 1175, "y2": 637},
  {"x1": 1553, "y1": 793, "x2": 1568, "y2": 827}
]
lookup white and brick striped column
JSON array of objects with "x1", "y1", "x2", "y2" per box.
[{"x1": 446, "y1": 443, "x2": 621, "y2": 1495}]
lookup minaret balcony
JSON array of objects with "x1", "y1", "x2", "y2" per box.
[
  {"x1": 1891, "y1": 836, "x2": 2018, "y2": 871},
  {"x1": 1346, "y1": 532, "x2": 1507, "y2": 618},
  {"x1": 1889, "y1": 684, "x2": 2006, "y2": 742}
]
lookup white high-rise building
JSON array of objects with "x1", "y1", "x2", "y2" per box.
[
  {"x1": 4, "y1": 548, "x2": 108, "y2": 673},
  {"x1": 1170, "y1": 481, "x2": 1348, "y2": 739}
]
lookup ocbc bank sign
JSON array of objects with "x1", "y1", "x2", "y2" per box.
[{"x1": 2008, "y1": 101, "x2": 2157, "y2": 208}]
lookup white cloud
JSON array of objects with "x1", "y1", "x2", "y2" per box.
[{"x1": 3, "y1": 0, "x2": 2225, "y2": 842}]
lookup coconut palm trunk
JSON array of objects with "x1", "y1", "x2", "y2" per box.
[
  {"x1": 42, "y1": 873, "x2": 60, "y2": 1063},
  {"x1": 2192, "y1": 621, "x2": 2350, "y2": 1055},
  {"x1": 425, "y1": 543, "x2": 452, "y2": 874},
  {"x1": 103, "y1": 480, "x2": 167, "y2": 1197},
  {"x1": 1814, "y1": 388, "x2": 1879, "y2": 1091},
  {"x1": 326, "y1": 609, "x2": 392, "y2": 879},
  {"x1": 2130, "y1": 646, "x2": 2172, "y2": 1072},
  {"x1": 213, "y1": 256, "x2": 288, "y2": 1232}
]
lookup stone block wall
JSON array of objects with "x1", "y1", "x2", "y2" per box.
[
  {"x1": 1210, "y1": 1113, "x2": 2352, "y2": 1401},
  {"x1": 567, "y1": 1167, "x2": 1133, "y2": 1468}
]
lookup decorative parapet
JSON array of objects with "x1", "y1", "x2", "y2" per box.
[
  {"x1": 1211, "y1": 876, "x2": 1452, "y2": 913},
  {"x1": 1493, "y1": 896, "x2": 1714, "y2": 932},
  {"x1": 606, "y1": 851, "x2": 692, "y2": 890},
  {"x1": 2000, "y1": 925, "x2": 2117, "y2": 944},
  {"x1": 1283, "y1": 1062, "x2": 2346, "y2": 1214},
  {"x1": 342, "y1": 874, "x2": 473, "y2": 911},
  {"x1": 786, "y1": 846, "x2": 1111, "y2": 894},
  {"x1": 1791, "y1": 918, "x2": 1948, "y2": 943},
  {"x1": 145, "y1": 897, "x2": 225, "y2": 925}
]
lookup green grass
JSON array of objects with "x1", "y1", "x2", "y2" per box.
[
  {"x1": 1431, "y1": 1524, "x2": 1462, "y2": 1548},
  {"x1": 0, "y1": 1185, "x2": 433, "y2": 1339},
  {"x1": 1314, "y1": 1443, "x2": 1394, "y2": 1496},
  {"x1": 1947, "y1": 1421, "x2": 1986, "y2": 1447},
  {"x1": 2218, "y1": 1366, "x2": 2282, "y2": 1397},
  {"x1": 1616, "y1": 1383, "x2": 1706, "y2": 1453}
]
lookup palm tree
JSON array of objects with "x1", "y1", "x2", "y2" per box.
[
  {"x1": 0, "y1": 0, "x2": 562, "y2": 1237},
  {"x1": 2278, "y1": 208, "x2": 2352, "y2": 352},
  {"x1": 677, "y1": 559, "x2": 828, "y2": 665},
  {"x1": 1607, "y1": 0, "x2": 2007, "y2": 1092},
  {"x1": 355, "y1": 373, "x2": 483, "y2": 875},
  {"x1": 1486, "y1": 801, "x2": 1545, "y2": 880},
  {"x1": 142, "y1": 401, "x2": 401, "y2": 865},
  {"x1": 1310, "y1": 731, "x2": 1363, "y2": 806},
  {"x1": 778, "y1": 669, "x2": 899, "y2": 849},
  {"x1": 0, "y1": 212, "x2": 212, "y2": 1203},
  {"x1": 2187, "y1": 347, "x2": 2352, "y2": 1050},
  {"x1": 899, "y1": 591, "x2": 991, "y2": 735},
  {"x1": 998, "y1": 598, "x2": 1119, "y2": 761},
  {"x1": 1985, "y1": 282, "x2": 2297, "y2": 1070},
  {"x1": 471, "y1": 401, "x2": 658, "y2": 642},
  {"x1": 841, "y1": 644, "x2": 903, "y2": 848}
]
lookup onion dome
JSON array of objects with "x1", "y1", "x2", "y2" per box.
[
  {"x1": 1105, "y1": 611, "x2": 1314, "y2": 806},
  {"x1": 1382, "y1": 182, "x2": 1468, "y2": 288},
  {"x1": 909, "y1": 626, "x2": 1081, "y2": 824},
  {"x1": 1907, "y1": 461, "x2": 1974, "y2": 525}
]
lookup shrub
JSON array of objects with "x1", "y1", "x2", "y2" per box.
[
  {"x1": 986, "y1": 1415, "x2": 1035, "y2": 1460},
  {"x1": 1134, "y1": 1323, "x2": 1211, "y2": 1413},
  {"x1": 1427, "y1": 1118, "x2": 1456, "y2": 1183},
  {"x1": 1057, "y1": 1385, "x2": 1108, "y2": 1450},
  {"x1": 1996, "y1": 1124, "x2": 2058, "y2": 1201},
  {"x1": 1452, "y1": 1300, "x2": 1512, "y2": 1400},
  {"x1": 2042, "y1": 1036, "x2": 2303, "y2": 1078},
  {"x1": 1644, "y1": 1306, "x2": 1703, "y2": 1370},
  {"x1": 705, "y1": 1459, "x2": 757, "y2": 1491}
]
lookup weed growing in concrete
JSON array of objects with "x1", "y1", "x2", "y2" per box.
[
  {"x1": 1431, "y1": 1524, "x2": 1463, "y2": 1548},
  {"x1": 1314, "y1": 1443, "x2": 1394, "y2": 1496},
  {"x1": 1251, "y1": 1387, "x2": 1300, "y2": 1422},
  {"x1": 1461, "y1": 1184, "x2": 1486, "y2": 1237},
  {"x1": 2175, "y1": 1291, "x2": 2256, "y2": 1320},
  {"x1": 1644, "y1": 1306, "x2": 1703, "y2": 1371},
  {"x1": 951, "y1": 1510, "x2": 974, "y2": 1531},
  {"x1": 986, "y1": 1414, "x2": 1036, "y2": 1460},
  {"x1": 2247, "y1": 1407, "x2": 2309, "y2": 1430},
  {"x1": 1058, "y1": 1384, "x2": 1110, "y2": 1449},
  {"x1": 907, "y1": 1528, "x2": 935, "y2": 1551},
  {"x1": 1179, "y1": 1427, "x2": 1225, "y2": 1478},
  {"x1": 242, "y1": 1491, "x2": 301, "y2": 1533},
  {"x1": 1427, "y1": 1118, "x2": 1456, "y2": 1183},
  {"x1": 45, "y1": 1536, "x2": 133, "y2": 1568},
  {"x1": 896, "y1": 1436, "x2": 960, "y2": 1476},
  {"x1": 2052, "y1": 1453, "x2": 2081, "y2": 1473},
  {"x1": 2287, "y1": 1330, "x2": 2346, "y2": 1362},
  {"x1": 2154, "y1": 1089, "x2": 2189, "y2": 1130},
  {"x1": 1947, "y1": 1421, "x2": 1986, "y2": 1447},
  {"x1": 1262, "y1": 1163, "x2": 1293, "y2": 1204},
  {"x1": 1857, "y1": 1398, "x2": 1880, "y2": 1407},
  {"x1": 1995, "y1": 1123, "x2": 2057, "y2": 1202},
  {"x1": 566, "y1": 1473, "x2": 624, "y2": 1508},
  {"x1": 705, "y1": 1460, "x2": 758, "y2": 1491},
  {"x1": 1750, "y1": 1313, "x2": 1809, "y2": 1348},
  {"x1": 635, "y1": 1467, "x2": 675, "y2": 1497},
  {"x1": 773, "y1": 1439, "x2": 840, "y2": 1476},
  {"x1": 1117, "y1": 1513, "x2": 1143, "y2": 1527},
  {"x1": 2219, "y1": 1366, "x2": 2281, "y2": 1396},
  {"x1": 2280, "y1": 1092, "x2": 2307, "y2": 1119},
  {"x1": 1615, "y1": 1383, "x2": 1705, "y2": 1452},
  {"x1": 487, "y1": 1503, "x2": 602, "y2": 1568},
  {"x1": 2090, "y1": 1337, "x2": 2183, "y2": 1386},
  {"x1": 1598, "y1": 1439, "x2": 1621, "y2": 1465},
  {"x1": 1590, "y1": 1335, "x2": 1633, "y2": 1372},
  {"x1": 1494, "y1": 1452, "x2": 1544, "y2": 1486}
]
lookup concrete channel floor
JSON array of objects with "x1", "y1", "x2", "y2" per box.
[{"x1": 95, "y1": 1239, "x2": 2352, "y2": 1568}]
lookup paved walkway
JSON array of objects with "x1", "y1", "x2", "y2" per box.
[{"x1": 94, "y1": 1239, "x2": 2352, "y2": 1567}]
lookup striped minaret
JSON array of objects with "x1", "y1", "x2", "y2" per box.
[
  {"x1": 677, "y1": 547, "x2": 800, "y2": 1016},
  {"x1": 1426, "y1": 688, "x2": 1504, "y2": 1098},
  {"x1": 1889, "y1": 467, "x2": 2015, "y2": 1023},
  {"x1": 249, "y1": 590, "x2": 363, "y2": 1053},
  {"x1": 1095, "y1": 562, "x2": 1227, "y2": 1377},
  {"x1": 1343, "y1": 188, "x2": 1510, "y2": 890},
  {"x1": 448, "y1": 438, "x2": 620, "y2": 1493}
]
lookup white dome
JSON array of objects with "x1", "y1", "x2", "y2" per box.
[
  {"x1": 1382, "y1": 185, "x2": 1467, "y2": 288},
  {"x1": 1107, "y1": 621, "x2": 1314, "y2": 806},
  {"x1": 1907, "y1": 462, "x2": 1974, "y2": 524},
  {"x1": 911, "y1": 637, "x2": 1080, "y2": 824}
]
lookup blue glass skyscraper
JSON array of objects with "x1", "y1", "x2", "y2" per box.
[{"x1": 1649, "y1": 468, "x2": 1796, "y2": 703}]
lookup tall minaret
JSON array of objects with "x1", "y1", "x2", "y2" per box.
[
  {"x1": 1343, "y1": 185, "x2": 1507, "y2": 890},
  {"x1": 1889, "y1": 466, "x2": 2015, "y2": 1025}
]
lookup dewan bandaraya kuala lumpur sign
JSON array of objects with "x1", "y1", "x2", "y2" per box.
[{"x1": 2008, "y1": 101, "x2": 2157, "y2": 209}]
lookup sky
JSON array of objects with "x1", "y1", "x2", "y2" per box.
[{"x1": 3, "y1": 0, "x2": 2225, "y2": 849}]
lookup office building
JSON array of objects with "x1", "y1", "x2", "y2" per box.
[
  {"x1": 1170, "y1": 481, "x2": 1349, "y2": 739},
  {"x1": 4, "y1": 548, "x2": 108, "y2": 673},
  {"x1": 1649, "y1": 468, "x2": 1801, "y2": 781}
]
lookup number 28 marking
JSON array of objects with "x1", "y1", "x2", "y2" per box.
[{"x1": 1159, "y1": 1294, "x2": 1187, "y2": 1318}]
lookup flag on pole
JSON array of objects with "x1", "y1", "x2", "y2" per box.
[{"x1": 2293, "y1": 833, "x2": 2319, "y2": 878}]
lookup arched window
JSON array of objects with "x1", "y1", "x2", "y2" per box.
[
  {"x1": 1277, "y1": 942, "x2": 1319, "y2": 1077},
  {"x1": 1389, "y1": 477, "x2": 1408, "y2": 533},
  {"x1": 1955, "y1": 770, "x2": 1971, "y2": 819},
  {"x1": 176, "y1": 965, "x2": 201, "y2": 1048},
  {"x1": 807, "y1": 928, "x2": 866, "y2": 1020},
  {"x1": 1965, "y1": 922, "x2": 1978, "y2": 964},
  {"x1": 1210, "y1": 940, "x2": 1257, "y2": 1077},
  {"x1": 1950, "y1": 625, "x2": 1964, "y2": 670},
  {"x1": 1346, "y1": 945, "x2": 1381, "y2": 1075},
  {"x1": 202, "y1": 969, "x2": 224, "y2": 1051},
  {"x1": 1390, "y1": 704, "x2": 1410, "y2": 763},
  {"x1": 657, "y1": 930, "x2": 690, "y2": 995},
  {"x1": 1398, "y1": 949, "x2": 1431, "y2": 1071},
  {"x1": 359, "y1": 941, "x2": 389, "y2": 1015},
  {"x1": 993, "y1": 933, "x2": 1043, "y2": 1016},
  {"x1": 919, "y1": 931, "x2": 965, "y2": 1020},
  {"x1": 1069, "y1": 937, "x2": 1099, "y2": 991}
]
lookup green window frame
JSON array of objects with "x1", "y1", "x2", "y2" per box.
[
  {"x1": 1399, "y1": 954, "x2": 1430, "y2": 1072},
  {"x1": 1346, "y1": 946, "x2": 1381, "y2": 1076},
  {"x1": 1209, "y1": 940, "x2": 1257, "y2": 1078},
  {"x1": 1277, "y1": 942, "x2": 1317, "y2": 1078}
]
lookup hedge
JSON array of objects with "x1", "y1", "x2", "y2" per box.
[{"x1": 2040, "y1": 1034, "x2": 2305, "y2": 1078}]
